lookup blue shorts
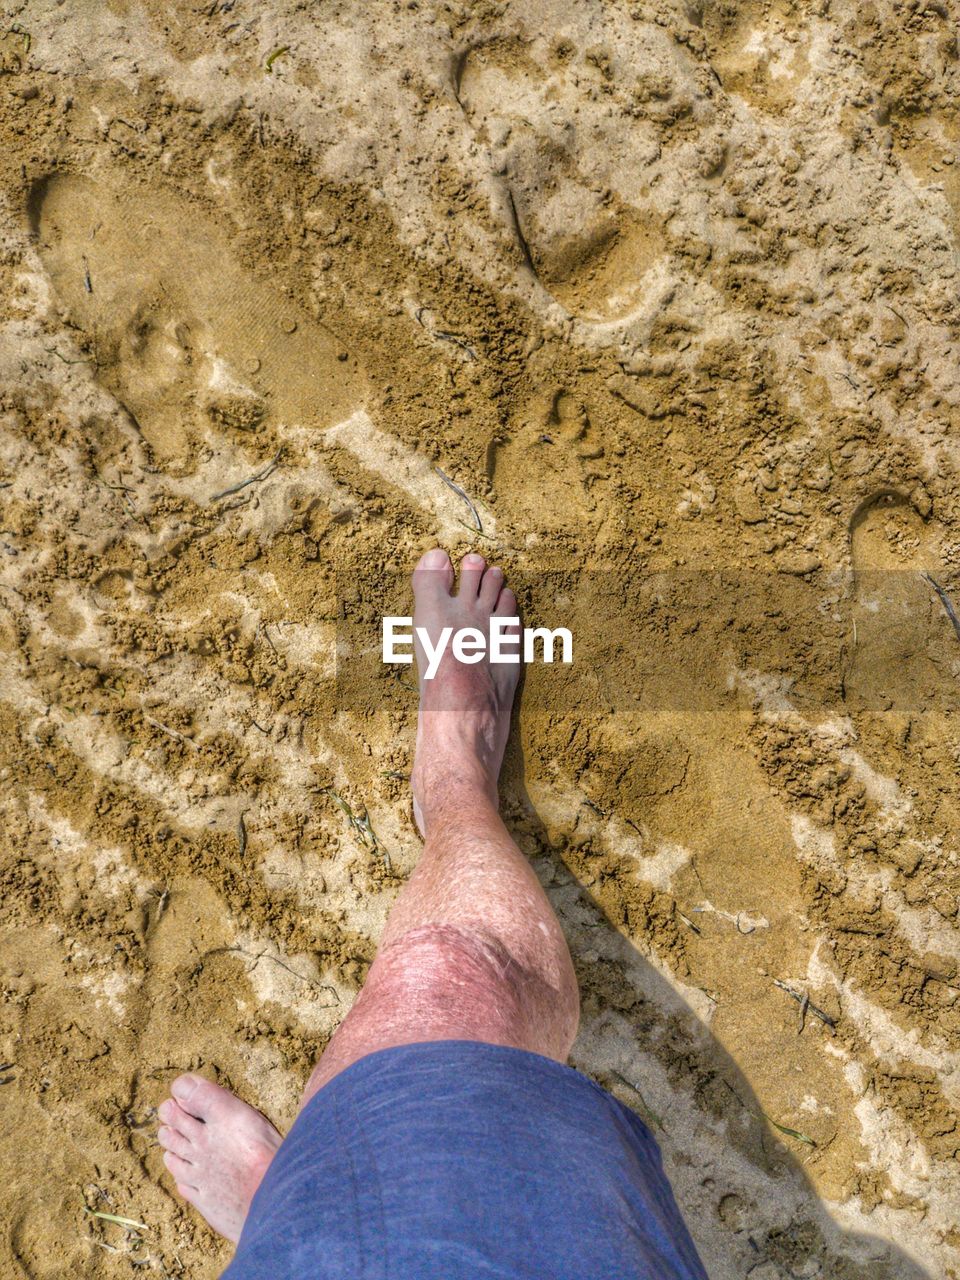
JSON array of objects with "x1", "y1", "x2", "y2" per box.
[{"x1": 223, "y1": 1040, "x2": 708, "y2": 1280}]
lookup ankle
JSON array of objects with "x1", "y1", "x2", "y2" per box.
[{"x1": 412, "y1": 757, "x2": 499, "y2": 829}]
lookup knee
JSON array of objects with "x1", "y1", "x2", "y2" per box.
[
  {"x1": 378, "y1": 923, "x2": 523, "y2": 1008},
  {"x1": 370, "y1": 922, "x2": 579, "y2": 1059}
]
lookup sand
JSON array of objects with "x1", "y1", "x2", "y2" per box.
[{"x1": 1, "y1": 1, "x2": 959, "y2": 1276}]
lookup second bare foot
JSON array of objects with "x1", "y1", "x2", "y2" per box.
[{"x1": 158, "y1": 1073, "x2": 283, "y2": 1244}]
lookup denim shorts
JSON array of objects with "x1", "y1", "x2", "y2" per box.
[{"x1": 222, "y1": 1039, "x2": 708, "y2": 1280}]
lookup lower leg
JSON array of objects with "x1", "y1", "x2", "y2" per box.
[
  {"x1": 301, "y1": 550, "x2": 579, "y2": 1101},
  {"x1": 302, "y1": 778, "x2": 579, "y2": 1101}
]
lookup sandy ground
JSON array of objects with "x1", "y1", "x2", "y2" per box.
[{"x1": 1, "y1": 1, "x2": 959, "y2": 1276}]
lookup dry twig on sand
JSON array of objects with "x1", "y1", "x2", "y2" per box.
[
  {"x1": 922, "y1": 571, "x2": 960, "y2": 642},
  {"x1": 323, "y1": 788, "x2": 392, "y2": 871},
  {"x1": 436, "y1": 466, "x2": 482, "y2": 532},
  {"x1": 210, "y1": 449, "x2": 282, "y2": 503},
  {"x1": 773, "y1": 979, "x2": 837, "y2": 1029},
  {"x1": 613, "y1": 1071, "x2": 666, "y2": 1132}
]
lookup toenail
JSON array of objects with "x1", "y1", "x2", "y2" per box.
[
  {"x1": 421, "y1": 548, "x2": 448, "y2": 568},
  {"x1": 464, "y1": 554, "x2": 484, "y2": 565},
  {"x1": 172, "y1": 1075, "x2": 197, "y2": 1103}
]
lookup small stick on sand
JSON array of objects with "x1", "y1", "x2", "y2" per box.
[
  {"x1": 45, "y1": 346, "x2": 87, "y2": 365},
  {"x1": 613, "y1": 1072, "x2": 666, "y2": 1132},
  {"x1": 84, "y1": 1209, "x2": 149, "y2": 1232},
  {"x1": 144, "y1": 714, "x2": 193, "y2": 745},
  {"x1": 774, "y1": 979, "x2": 836, "y2": 1028},
  {"x1": 678, "y1": 912, "x2": 702, "y2": 935},
  {"x1": 153, "y1": 888, "x2": 169, "y2": 925},
  {"x1": 143, "y1": 713, "x2": 200, "y2": 751},
  {"x1": 436, "y1": 466, "x2": 482, "y2": 533},
  {"x1": 922, "y1": 571, "x2": 960, "y2": 643},
  {"x1": 433, "y1": 330, "x2": 478, "y2": 360},
  {"x1": 412, "y1": 308, "x2": 477, "y2": 359},
  {"x1": 258, "y1": 622, "x2": 280, "y2": 657},
  {"x1": 210, "y1": 449, "x2": 281, "y2": 503},
  {"x1": 455, "y1": 517, "x2": 495, "y2": 541}
]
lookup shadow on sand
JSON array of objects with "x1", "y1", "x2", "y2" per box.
[{"x1": 507, "y1": 742, "x2": 933, "y2": 1280}]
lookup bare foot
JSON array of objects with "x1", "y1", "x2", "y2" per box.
[
  {"x1": 410, "y1": 549, "x2": 521, "y2": 835},
  {"x1": 157, "y1": 1073, "x2": 283, "y2": 1244}
]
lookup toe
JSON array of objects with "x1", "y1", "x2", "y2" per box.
[
  {"x1": 157, "y1": 1098, "x2": 177, "y2": 1124},
  {"x1": 158, "y1": 1124, "x2": 194, "y2": 1160},
  {"x1": 493, "y1": 586, "x2": 519, "y2": 622},
  {"x1": 171, "y1": 1073, "x2": 281, "y2": 1147},
  {"x1": 171, "y1": 1073, "x2": 232, "y2": 1123},
  {"x1": 413, "y1": 548, "x2": 453, "y2": 601},
  {"x1": 163, "y1": 1149, "x2": 197, "y2": 1189},
  {"x1": 458, "y1": 552, "x2": 486, "y2": 599},
  {"x1": 479, "y1": 564, "x2": 504, "y2": 609},
  {"x1": 158, "y1": 1098, "x2": 204, "y2": 1139}
]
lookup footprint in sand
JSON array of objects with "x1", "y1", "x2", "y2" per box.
[
  {"x1": 28, "y1": 173, "x2": 364, "y2": 467},
  {"x1": 456, "y1": 40, "x2": 667, "y2": 325},
  {"x1": 704, "y1": 0, "x2": 814, "y2": 115},
  {"x1": 489, "y1": 387, "x2": 607, "y2": 530},
  {"x1": 846, "y1": 488, "x2": 958, "y2": 713}
]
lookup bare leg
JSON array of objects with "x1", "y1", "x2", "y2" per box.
[
  {"x1": 157, "y1": 549, "x2": 579, "y2": 1241},
  {"x1": 301, "y1": 549, "x2": 579, "y2": 1101}
]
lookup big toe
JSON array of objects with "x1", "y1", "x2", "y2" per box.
[
  {"x1": 413, "y1": 548, "x2": 453, "y2": 601},
  {"x1": 171, "y1": 1073, "x2": 238, "y2": 1124}
]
